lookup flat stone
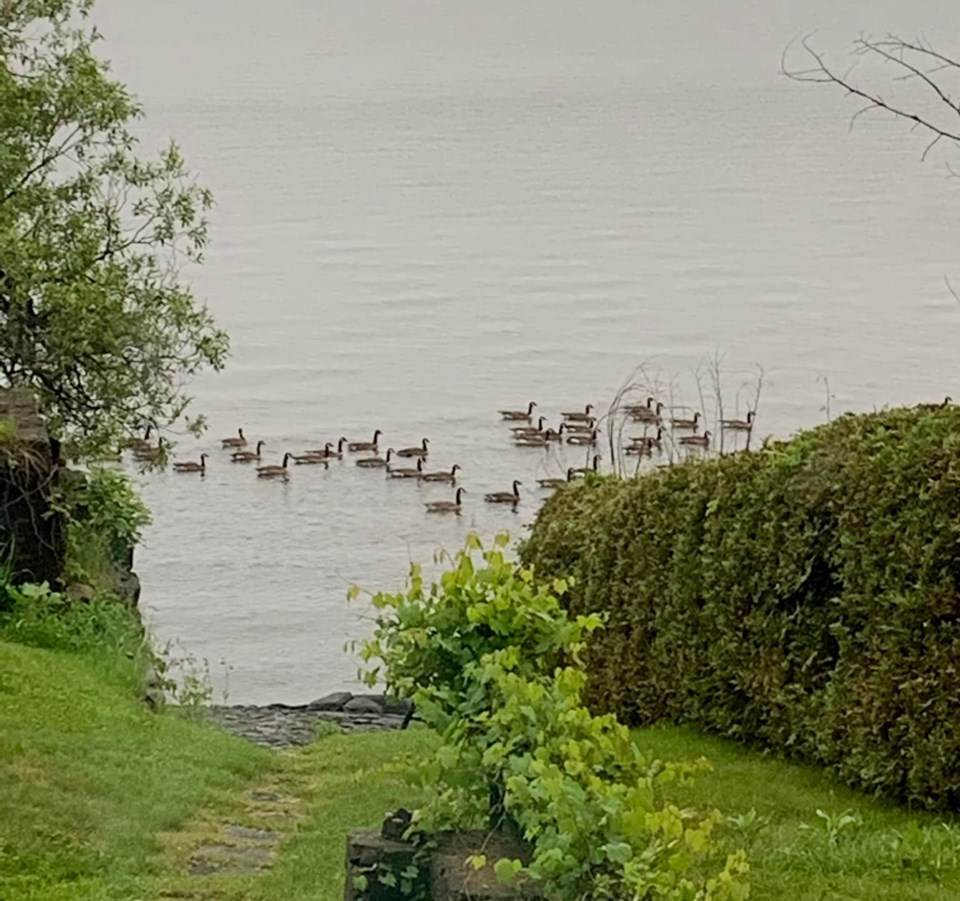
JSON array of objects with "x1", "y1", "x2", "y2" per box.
[
  {"x1": 193, "y1": 843, "x2": 274, "y2": 865},
  {"x1": 250, "y1": 790, "x2": 280, "y2": 802},
  {"x1": 225, "y1": 825, "x2": 284, "y2": 842},
  {"x1": 343, "y1": 697, "x2": 383, "y2": 714},
  {"x1": 307, "y1": 690, "x2": 354, "y2": 711}
]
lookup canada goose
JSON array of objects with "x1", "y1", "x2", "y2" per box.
[
  {"x1": 347, "y1": 430, "x2": 382, "y2": 453},
  {"x1": 720, "y1": 411, "x2": 755, "y2": 431},
  {"x1": 387, "y1": 457, "x2": 425, "y2": 479},
  {"x1": 670, "y1": 411, "x2": 700, "y2": 430},
  {"x1": 499, "y1": 401, "x2": 536, "y2": 421},
  {"x1": 133, "y1": 436, "x2": 166, "y2": 461},
  {"x1": 292, "y1": 453, "x2": 331, "y2": 466},
  {"x1": 422, "y1": 464, "x2": 461, "y2": 483},
  {"x1": 629, "y1": 427, "x2": 664, "y2": 448},
  {"x1": 231, "y1": 440, "x2": 266, "y2": 463},
  {"x1": 537, "y1": 468, "x2": 576, "y2": 488},
  {"x1": 126, "y1": 425, "x2": 153, "y2": 453},
  {"x1": 625, "y1": 442, "x2": 653, "y2": 457},
  {"x1": 517, "y1": 426, "x2": 564, "y2": 446},
  {"x1": 257, "y1": 452, "x2": 293, "y2": 478},
  {"x1": 572, "y1": 455, "x2": 601, "y2": 476},
  {"x1": 396, "y1": 438, "x2": 430, "y2": 459},
  {"x1": 425, "y1": 487, "x2": 466, "y2": 514},
  {"x1": 622, "y1": 397, "x2": 655, "y2": 415},
  {"x1": 303, "y1": 438, "x2": 347, "y2": 458},
  {"x1": 356, "y1": 449, "x2": 395, "y2": 468},
  {"x1": 679, "y1": 431, "x2": 711, "y2": 449},
  {"x1": 424, "y1": 487, "x2": 466, "y2": 514},
  {"x1": 566, "y1": 429, "x2": 598, "y2": 447},
  {"x1": 510, "y1": 417, "x2": 547, "y2": 436},
  {"x1": 221, "y1": 428, "x2": 247, "y2": 448},
  {"x1": 173, "y1": 453, "x2": 208, "y2": 474},
  {"x1": 561, "y1": 404, "x2": 595, "y2": 423},
  {"x1": 484, "y1": 480, "x2": 522, "y2": 504},
  {"x1": 630, "y1": 401, "x2": 664, "y2": 424}
]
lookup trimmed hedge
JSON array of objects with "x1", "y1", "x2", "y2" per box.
[{"x1": 522, "y1": 405, "x2": 960, "y2": 810}]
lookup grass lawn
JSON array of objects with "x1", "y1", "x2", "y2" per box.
[
  {"x1": 0, "y1": 640, "x2": 272, "y2": 901},
  {"x1": 3, "y1": 636, "x2": 959, "y2": 900}
]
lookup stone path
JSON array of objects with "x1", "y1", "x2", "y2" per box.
[{"x1": 205, "y1": 692, "x2": 416, "y2": 748}]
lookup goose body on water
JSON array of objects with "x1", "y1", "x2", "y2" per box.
[
  {"x1": 173, "y1": 454, "x2": 208, "y2": 474},
  {"x1": 499, "y1": 401, "x2": 536, "y2": 421},
  {"x1": 347, "y1": 430, "x2": 382, "y2": 453},
  {"x1": 304, "y1": 438, "x2": 347, "y2": 458},
  {"x1": 356, "y1": 449, "x2": 394, "y2": 468},
  {"x1": 425, "y1": 487, "x2": 466, "y2": 514},
  {"x1": 561, "y1": 404, "x2": 595, "y2": 423},
  {"x1": 510, "y1": 417, "x2": 547, "y2": 436},
  {"x1": 629, "y1": 400, "x2": 665, "y2": 424},
  {"x1": 231, "y1": 440, "x2": 266, "y2": 463},
  {"x1": 720, "y1": 411, "x2": 755, "y2": 431},
  {"x1": 396, "y1": 438, "x2": 430, "y2": 458},
  {"x1": 292, "y1": 454, "x2": 331, "y2": 466},
  {"x1": 387, "y1": 457, "x2": 425, "y2": 479},
  {"x1": 572, "y1": 455, "x2": 601, "y2": 476},
  {"x1": 221, "y1": 428, "x2": 247, "y2": 448},
  {"x1": 566, "y1": 428, "x2": 598, "y2": 447},
  {"x1": 537, "y1": 468, "x2": 576, "y2": 488},
  {"x1": 671, "y1": 411, "x2": 700, "y2": 430},
  {"x1": 484, "y1": 480, "x2": 522, "y2": 504},
  {"x1": 257, "y1": 453, "x2": 293, "y2": 478},
  {"x1": 127, "y1": 426, "x2": 154, "y2": 453},
  {"x1": 680, "y1": 431, "x2": 711, "y2": 449},
  {"x1": 422, "y1": 464, "x2": 461, "y2": 483}
]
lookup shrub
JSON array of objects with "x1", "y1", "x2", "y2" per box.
[
  {"x1": 521, "y1": 404, "x2": 960, "y2": 811},
  {"x1": 357, "y1": 535, "x2": 750, "y2": 900}
]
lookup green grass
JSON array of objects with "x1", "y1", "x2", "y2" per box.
[
  {"x1": 0, "y1": 640, "x2": 272, "y2": 901},
  {"x1": 4, "y1": 626, "x2": 959, "y2": 900},
  {"x1": 636, "y1": 725, "x2": 960, "y2": 900}
]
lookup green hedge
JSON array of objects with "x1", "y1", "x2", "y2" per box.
[{"x1": 521, "y1": 405, "x2": 960, "y2": 810}]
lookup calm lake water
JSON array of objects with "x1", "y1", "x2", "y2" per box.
[{"x1": 93, "y1": 0, "x2": 960, "y2": 703}]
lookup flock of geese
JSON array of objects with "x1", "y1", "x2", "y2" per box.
[{"x1": 128, "y1": 396, "x2": 756, "y2": 516}]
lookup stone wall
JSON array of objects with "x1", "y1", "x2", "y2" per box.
[{"x1": 0, "y1": 388, "x2": 65, "y2": 584}]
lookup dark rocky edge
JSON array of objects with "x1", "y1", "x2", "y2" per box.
[{"x1": 205, "y1": 692, "x2": 416, "y2": 749}]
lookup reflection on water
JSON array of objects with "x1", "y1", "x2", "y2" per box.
[{"x1": 93, "y1": 0, "x2": 960, "y2": 703}]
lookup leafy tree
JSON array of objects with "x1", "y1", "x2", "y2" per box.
[{"x1": 0, "y1": 0, "x2": 228, "y2": 456}]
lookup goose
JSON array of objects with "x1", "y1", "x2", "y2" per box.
[
  {"x1": 292, "y1": 453, "x2": 331, "y2": 466},
  {"x1": 95, "y1": 448, "x2": 124, "y2": 463},
  {"x1": 231, "y1": 440, "x2": 266, "y2": 463},
  {"x1": 133, "y1": 436, "x2": 166, "y2": 461},
  {"x1": 561, "y1": 404, "x2": 595, "y2": 423},
  {"x1": 484, "y1": 480, "x2": 522, "y2": 504},
  {"x1": 516, "y1": 426, "x2": 564, "y2": 445},
  {"x1": 537, "y1": 468, "x2": 576, "y2": 489},
  {"x1": 126, "y1": 425, "x2": 154, "y2": 453},
  {"x1": 629, "y1": 427, "x2": 664, "y2": 448},
  {"x1": 499, "y1": 401, "x2": 536, "y2": 421},
  {"x1": 425, "y1": 487, "x2": 466, "y2": 514},
  {"x1": 396, "y1": 437, "x2": 430, "y2": 459},
  {"x1": 679, "y1": 431, "x2": 711, "y2": 449},
  {"x1": 572, "y1": 455, "x2": 601, "y2": 477},
  {"x1": 422, "y1": 464, "x2": 461, "y2": 483},
  {"x1": 670, "y1": 411, "x2": 700, "y2": 430},
  {"x1": 720, "y1": 411, "x2": 756, "y2": 431},
  {"x1": 221, "y1": 428, "x2": 247, "y2": 448},
  {"x1": 622, "y1": 396, "x2": 655, "y2": 416},
  {"x1": 356, "y1": 449, "x2": 395, "y2": 469},
  {"x1": 173, "y1": 454, "x2": 208, "y2": 474},
  {"x1": 257, "y1": 452, "x2": 293, "y2": 478},
  {"x1": 510, "y1": 416, "x2": 547, "y2": 436},
  {"x1": 566, "y1": 429, "x2": 598, "y2": 447},
  {"x1": 303, "y1": 438, "x2": 347, "y2": 458},
  {"x1": 630, "y1": 401, "x2": 665, "y2": 424},
  {"x1": 563, "y1": 421, "x2": 596, "y2": 435},
  {"x1": 387, "y1": 457, "x2": 425, "y2": 479},
  {"x1": 347, "y1": 430, "x2": 382, "y2": 453},
  {"x1": 625, "y1": 442, "x2": 653, "y2": 457}
]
